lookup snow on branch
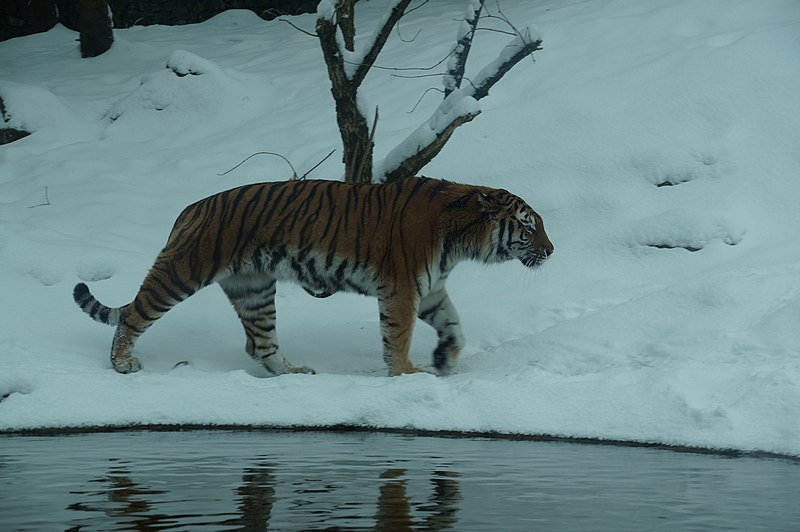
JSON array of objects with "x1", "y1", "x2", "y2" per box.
[
  {"x1": 316, "y1": 0, "x2": 337, "y2": 22},
  {"x1": 351, "y1": 0, "x2": 413, "y2": 85},
  {"x1": 317, "y1": 0, "x2": 413, "y2": 86},
  {"x1": 315, "y1": 0, "x2": 543, "y2": 184},
  {"x1": 443, "y1": 0, "x2": 484, "y2": 98},
  {"x1": 315, "y1": 0, "x2": 414, "y2": 182},
  {"x1": 470, "y1": 25, "x2": 542, "y2": 101},
  {"x1": 377, "y1": 21, "x2": 543, "y2": 183},
  {"x1": 376, "y1": 94, "x2": 481, "y2": 183}
]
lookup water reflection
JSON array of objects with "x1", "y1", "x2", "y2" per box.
[
  {"x1": 376, "y1": 469, "x2": 461, "y2": 531},
  {"x1": 1, "y1": 431, "x2": 798, "y2": 531},
  {"x1": 68, "y1": 460, "x2": 192, "y2": 530},
  {"x1": 65, "y1": 458, "x2": 461, "y2": 530},
  {"x1": 223, "y1": 462, "x2": 275, "y2": 530}
]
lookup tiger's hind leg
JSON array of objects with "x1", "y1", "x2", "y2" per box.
[
  {"x1": 418, "y1": 288, "x2": 464, "y2": 376},
  {"x1": 219, "y1": 274, "x2": 315, "y2": 376},
  {"x1": 110, "y1": 261, "x2": 202, "y2": 373}
]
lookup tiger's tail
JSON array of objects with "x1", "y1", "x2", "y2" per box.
[{"x1": 73, "y1": 282, "x2": 128, "y2": 326}]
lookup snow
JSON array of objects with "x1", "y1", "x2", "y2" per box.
[
  {"x1": 316, "y1": 0, "x2": 337, "y2": 23},
  {"x1": 1, "y1": 0, "x2": 800, "y2": 457},
  {"x1": 329, "y1": 0, "x2": 409, "y2": 81}
]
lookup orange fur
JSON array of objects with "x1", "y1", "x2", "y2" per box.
[{"x1": 73, "y1": 177, "x2": 553, "y2": 376}]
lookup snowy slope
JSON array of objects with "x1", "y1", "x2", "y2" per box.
[{"x1": 1, "y1": 0, "x2": 799, "y2": 456}]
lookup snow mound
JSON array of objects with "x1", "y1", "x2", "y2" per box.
[
  {"x1": 166, "y1": 49, "x2": 221, "y2": 77},
  {"x1": 0, "y1": 81, "x2": 85, "y2": 134},
  {"x1": 104, "y1": 50, "x2": 259, "y2": 141},
  {"x1": 628, "y1": 209, "x2": 744, "y2": 253}
]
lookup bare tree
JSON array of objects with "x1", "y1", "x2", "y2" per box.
[{"x1": 315, "y1": 0, "x2": 542, "y2": 183}]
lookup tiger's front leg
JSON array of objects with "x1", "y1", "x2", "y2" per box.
[
  {"x1": 220, "y1": 275, "x2": 315, "y2": 376},
  {"x1": 418, "y1": 288, "x2": 465, "y2": 375},
  {"x1": 378, "y1": 286, "x2": 424, "y2": 376}
]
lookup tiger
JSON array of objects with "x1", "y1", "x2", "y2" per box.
[{"x1": 73, "y1": 176, "x2": 554, "y2": 377}]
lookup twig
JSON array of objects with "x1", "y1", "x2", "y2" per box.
[
  {"x1": 489, "y1": 1, "x2": 527, "y2": 42},
  {"x1": 218, "y1": 150, "x2": 338, "y2": 181},
  {"x1": 28, "y1": 186, "x2": 51, "y2": 208},
  {"x1": 394, "y1": 0, "x2": 430, "y2": 42},
  {"x1": 395, "y1": 23, "x2": 422, "y2": 43},
  {"x1": 299, "y1": 149, "x2": 336, "y2": 180},
  {"x1": 218, "y1": 152, "x2": 298, "y2": 179},
  {"x1": 391, "y1": 71, "x2": 449, "y2": 79},
  {"x1": 279, "y1": 17, "x2": 318, "y2": 38},
  {"x1": 342, "y1": 45, "x2": 456, "y2": 73},
  {"x1": 404, "y1": 0, "x2": 432, "y2": 17},
  {"x1": 474, "y1": 27, "x2": 517, "y2": 37},
  {"x1": 407, "y1": 87, "x2": 445, "y2": 113}
]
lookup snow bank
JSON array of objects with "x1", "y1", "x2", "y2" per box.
[
  {"x1": 1, "y1": 0, "x2": 799, "y2": 457},
  {"x1": 104, "y1": 50, "x2": 262, "y2": 142}
]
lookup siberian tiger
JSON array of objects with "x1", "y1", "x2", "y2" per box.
[{"x1": 73, "y1": 177, "x2": 553, "y2": 377}]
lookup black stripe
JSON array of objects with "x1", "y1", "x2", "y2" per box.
[
  {"x1": 150, "y1": 272, "x2": 185, "y2": 302},
  {"x1": 418, "y1": 300, "x2": 443, "y2": 322},
  {"x1": 133, "y1": 298, "x2": 160, "y2": 323}
]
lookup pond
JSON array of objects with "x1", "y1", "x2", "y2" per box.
[{"x1": 1, "y1": 430, "x2": 798, "y2": 530}]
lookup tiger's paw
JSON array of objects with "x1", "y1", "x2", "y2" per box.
[
  {"x1": 390, "y1": 364, "x2": 427, "y2": 376},
  {"x1": 434, "y1": 362, "x2": 457, "y2": 376},
  {"x1": 288, "y1": 365, "x2": 316, "y2": 375},
  {"x1": 262, "y1": 354, "x2": 315, "y2": 376},
  {"x1": 112, "y1": 356, "x2": 142, "y2": 374}
]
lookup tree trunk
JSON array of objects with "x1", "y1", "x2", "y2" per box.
[
  {"x1": 316, "y1": 1, "x2": 542, "y2": 184},
  {"x1": 31, "y1": 0, "x2": 58, "y2": 34},
  {"x1": 316, "y1": 13, "x2": 372, "y2": 183},
  {"x1": 317, "y1": 0, "x2": 413, "y2": 183},
  {"x1": 336, "y1": 0, "x2": 355, "y2": 52},
  {"x1": 336, "y1": 87, "x2": 373, "y2": 184},
  {"x1": 79, "y1": 0, "x2": 113, "y2": 58}
]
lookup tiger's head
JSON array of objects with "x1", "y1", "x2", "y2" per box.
[{"x1": 478, "y1": 189, "x2": 554, "y2": 268}]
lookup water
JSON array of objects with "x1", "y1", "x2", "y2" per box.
[{"x1": 1, "y1": 430, "x2": 798, "y2": 531}]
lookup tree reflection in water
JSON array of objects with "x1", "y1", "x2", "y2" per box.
[{"x1": 65, "y1": 458, "x2": 461, "y2": 530}]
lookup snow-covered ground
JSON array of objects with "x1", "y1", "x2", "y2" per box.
[{"x1": 1, "y1": 0, "x2": 799, "y2": 457}]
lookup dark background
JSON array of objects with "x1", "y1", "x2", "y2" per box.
[{"x1": 1, "y1": 0, "x2": 319, "y2": 42}]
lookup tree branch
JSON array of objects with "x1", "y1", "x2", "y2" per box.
[
  {"x1": 317, "y1": 10, "x2": 372, "y2": 182},
  {"x1": 470, "y1": 27, "x2": 542, "y2": 101},
  {"x1": 316, "y1": 0, "x2": 417, "y2": 182},
  {"x1": 336, "y1": 0, "x2": 355, "y2": 51},
  {"x1": 316, "y1": 0, "x2": 543, "y2": 184},
  {"x1": 380, "y1": 110, "x2": 479, "y2": 183},
  {"x1": 279, "y1": 17, "x2": 318, "y2": 38},
  {"x1": 352, "y1": 0, "x2": 414, "y2": 87},
  {"x1": 316, "y1": 12, "x2": 348, "y2": 91},
  {"x1": 443, "y1": 0, "x2": 484, "y2": 98},
  {"x1": 377, "y1": 24, "x2": 543, "y2": 183}
]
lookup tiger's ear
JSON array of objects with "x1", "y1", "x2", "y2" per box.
[{"x1": 477, "y1": 191, "x2": 501, "y2": 217}]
